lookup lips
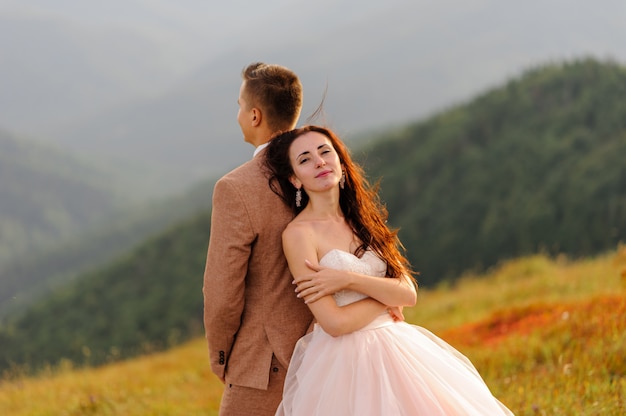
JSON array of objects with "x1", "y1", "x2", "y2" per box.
[{"x1": 315, "y1": 170, "x2": 332, "y2": 178}]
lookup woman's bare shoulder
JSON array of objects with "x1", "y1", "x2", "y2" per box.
[{"x1": 283, "y1": 218, "x2": 315, "y2": 240}]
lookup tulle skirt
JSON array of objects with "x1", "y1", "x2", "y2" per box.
[{"x1": 276, "y1": 314, "x2": 514, "y2": 416}]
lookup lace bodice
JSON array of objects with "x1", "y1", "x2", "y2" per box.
[{"x1": 319, "y1": 249, "x2": 387, "y2": 307}]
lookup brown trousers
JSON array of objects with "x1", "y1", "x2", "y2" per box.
[{"x1": 218, "y1": 355, "x2": 286, "y2": 415}]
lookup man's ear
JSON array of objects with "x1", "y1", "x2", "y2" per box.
[{"x1": 251, "y1": 108, "x2": 262, "y2": 127}]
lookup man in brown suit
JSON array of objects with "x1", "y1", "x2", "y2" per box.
[{"x1": 203, "y1": 63, "x2": 313, "y2": 415}]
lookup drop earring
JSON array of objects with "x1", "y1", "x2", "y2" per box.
[
  {"x1": 295, "y1": 188, "x2": 302, "y2": 207},
  {"x1": 339, "y1": 171, "x2": 346, "y2": 189}
]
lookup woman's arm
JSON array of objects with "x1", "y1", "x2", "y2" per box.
[
  {"x1": 283, "y1": 224, "x2": 388, "y2": 337},
  {"x1": 292, "y1": 259, "x2": 417, "y2": 307}
]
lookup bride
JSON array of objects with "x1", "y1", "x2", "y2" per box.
[{"x1": 265, "y1": 125, "x2": 514, "y2": 415}]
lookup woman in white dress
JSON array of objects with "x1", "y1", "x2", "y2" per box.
[{"x1": 265, "y1": 125, "x2": 514, "y2": 415}]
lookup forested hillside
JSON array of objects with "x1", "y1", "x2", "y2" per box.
[
  {"x1": 1, "y1": 58, "x2": 625, "y2": 373},
  {"x1": 361, "y1": 58, "x2": 626, "y2": 284},
  {"x1": 0, "y1": 211, "x2": 211, "y2": 371}
]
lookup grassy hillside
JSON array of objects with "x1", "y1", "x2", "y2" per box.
[
  {"x1": 1, "y1": 247, "x2": 624, "y2": 415},
  {"x1": 361, "y1": 57, "x2": 626, "y2": 284}
]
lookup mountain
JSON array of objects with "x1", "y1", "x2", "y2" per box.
[
  {"x1": 0, "y1": 174, "x2": 217, "y2": 319},
  {"x1": 0, "y1": 120, "x2": 222, "y2": 319},
  {"x1": 362, "y1": 58, "x2": 626, "y2": 283},
  {"x1": 2, "y1": 1, "x2": 625, "y2": 192},
  {"x1": 0, "y1": 210, "x2": 212, "y2": 370},
  {"x1": 1, "y1": 59, "x2": 625, "y2": 373},
  {"x1": 0, "y1": 129, "x2": 129, "y2": 267}
]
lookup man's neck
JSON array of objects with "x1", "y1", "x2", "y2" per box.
[{"x1": 253, "y1": 141, "x2": 270, "y2": 158}]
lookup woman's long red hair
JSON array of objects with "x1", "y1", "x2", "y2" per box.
[{"x1": 265, "y1": 125, "x2": 415, "y2": 281}]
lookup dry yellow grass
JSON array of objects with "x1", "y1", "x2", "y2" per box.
[
  {"x1": 0, "y1": 338, "x2": 223, "y2": 415},
  {"x1": 1, "y1": 245, "x2": 625, "y2": 415}
]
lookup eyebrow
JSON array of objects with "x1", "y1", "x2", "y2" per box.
[{"x1": 297, "y1": 144, "x2": 330, "y2": 160}]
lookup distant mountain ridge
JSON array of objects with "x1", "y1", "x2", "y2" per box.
[
  {"x1": 0, "y1": 168, "x2": 217, "y2": 319},
  {"x1": 2, "y1": 1, "x2": 625, "y2": 192},
  {"x1": 1, "y1": 58, "x2": 625, "y2": 372},
  {"x1": 0, "y1": 129, "x2": 127, "y2": 266}
]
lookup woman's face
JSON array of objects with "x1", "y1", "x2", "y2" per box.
[{"x1": 288, "y1": 131, "x2": 342, "y2": 194}]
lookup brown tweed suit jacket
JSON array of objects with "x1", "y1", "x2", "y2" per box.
[{"x1": 203, "y1": 148, "x2": 313, "y2": 390}]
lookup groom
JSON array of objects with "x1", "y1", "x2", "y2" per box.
[{"x1": 203, "y1": 62, "x2": 313, "y2": 415}]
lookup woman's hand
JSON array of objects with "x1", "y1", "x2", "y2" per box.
[
  {"x1": 387, "y1": 306, "x2": 404, "y2": 322},
  {"x1": 292, "y1": 260, "x2": 348, "y2": 304}
]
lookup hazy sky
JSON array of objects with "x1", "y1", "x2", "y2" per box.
[{"x1": 2, "y1": 0, "x2": 625, "y2": 185}]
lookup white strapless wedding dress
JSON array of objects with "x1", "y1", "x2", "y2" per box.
[{"x1": 276, "y1": 249, "x2": 514, "y2": 416}]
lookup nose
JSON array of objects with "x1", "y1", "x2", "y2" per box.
[{"x1": 314, "y1": 155, "x2": 326, "y2": 168}]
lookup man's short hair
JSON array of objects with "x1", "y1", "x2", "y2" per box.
[{"x1": 242, "y1": 63, "x2": 303, "y2": 132}]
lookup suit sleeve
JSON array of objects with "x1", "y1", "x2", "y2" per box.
[{"x1": 203, "y1": 176, "x2": 253, "y2": 380}]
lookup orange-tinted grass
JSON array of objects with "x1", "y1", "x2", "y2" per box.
[
  {"x1": 441, "y1": 294, "x2": 626, "y2": 348},
  {"x1": 405, "y1": 246, "x2": 626, "y2": 333},
  {"x1": 442, "y1": 294, "x2": 626, "y2": 415}
]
